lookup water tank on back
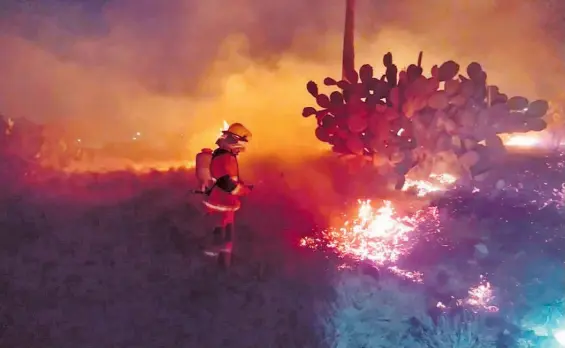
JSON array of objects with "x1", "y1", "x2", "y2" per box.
[{"x1": 195, "y1": 148, "x2": 214, "y2": 191}]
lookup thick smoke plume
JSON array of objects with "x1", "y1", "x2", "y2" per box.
[
  {"x1": 0, "y1": 0, "x2": 565, "y2": 152},
  {"x1": 0, "y1": 0, "x2": 563, "y2": 220},
  {"x1": 0, "y1": 0, "x2": 563, "y2": 159}
]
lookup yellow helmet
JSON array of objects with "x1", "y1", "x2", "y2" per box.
[
  {"x1": 224, "y1": 123, "x2": 252, "y2": 142},
  {"x1": 217, "y1": 122, "x2": 252, "y2": 152}
]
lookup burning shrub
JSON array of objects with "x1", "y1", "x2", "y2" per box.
[
  {"x1": 0, "y1": 115, "x2": 85, "y2": 175},
  {"x1": 302, "y1": 52, "x2": 549, "y2": 189},
  {"x1": 0, "y1": 115, "x2": 34, "y2": 185}
]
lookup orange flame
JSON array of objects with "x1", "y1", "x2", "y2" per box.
[
  {"x1": 458, "y1": 275, "x2": 499, "y2": 313},
  {"x1": 404, "y1": 173, "x2": 457, "y2": 197},
  {"x1": 300, "y1": 199, "x2": 439, "y2": 267},
  {"x1": 218, "y1": 120, "x2": 229, "y2": 138},
  {"x1": 501, "y1": 134, "x2": 543, "y2": 148}
]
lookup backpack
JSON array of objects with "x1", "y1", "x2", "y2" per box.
[{"x1": 195, "y1": 148, "x2": 214, "y2": 191}]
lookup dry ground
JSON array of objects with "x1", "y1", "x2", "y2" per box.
[{"x1": 0, "y1": 153, "x2": 564, "y2": 347}]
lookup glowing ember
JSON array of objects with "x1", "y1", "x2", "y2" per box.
[
  {"x1": 404, "y1": 173, "x2": 457, "y2": 197},
  {"x1": 300, "y1": 199, "x2": 437, "y2": 266},
  {"x1": 300, "y1": 177, "x2": 503, "y2": 314},
  {"x1": 501, "y1": 132, "x2": 565, "y2": 149},
  {"x1": 502, "y1": 134, "x2": 543, "y2": 148},
  {"x1": 387, "y1": 266, "x2": 424, "y2": 283},
  {"x1": 460, "y1": 275, "x2": 499, "y2": 313},
  {"x1": 553, "y1": 184, "x2": 565, "y2": 208},
  {"x1": 435, "y1": 276, "x2": 499, "y2": 314},
  {"x1": 436, "y1": 301, "x2": 447, "y2": 309}
]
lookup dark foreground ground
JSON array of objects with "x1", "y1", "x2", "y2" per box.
[{"x1": 0, "y1": 153, "x2": 564, "y2": 348}]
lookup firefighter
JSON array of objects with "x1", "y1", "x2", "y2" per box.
[{"x1": 196, "y1": 122, "x2": 253, "y2": 267}]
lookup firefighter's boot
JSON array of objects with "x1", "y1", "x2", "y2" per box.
[
  {"x1": 219, "y1": 223, "x2": 234, "y2": 268},
  {"x1": 204, "y1": 227, "x2": 224, "y2": 257}
]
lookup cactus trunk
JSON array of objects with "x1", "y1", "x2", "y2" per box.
[{"x1": 342, "y1": 0, "x2": 356, "y2": 83}]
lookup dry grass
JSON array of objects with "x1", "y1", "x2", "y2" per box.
[
  {"x1": 1, "y1": 152, "x2": 564, "y2": 347},
  {"x1": 0, "y1": 166, "x2": 336, "y2": 347}
]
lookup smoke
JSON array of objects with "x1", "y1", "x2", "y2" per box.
[{"x1": 0, "y1": 0, "x2": 563, "y2": 160}]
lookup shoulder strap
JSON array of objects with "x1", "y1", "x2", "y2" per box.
[
  {"x1": 210, "y1": 148, "x2": 240, "y2": 180},
  {"x1": 212, "y1": 148, "x2": 233, "y2": 158}
]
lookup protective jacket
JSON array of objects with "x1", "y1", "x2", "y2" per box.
[{"x1": 203, "y1": 148, "x2": 250, "y2": 212}]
